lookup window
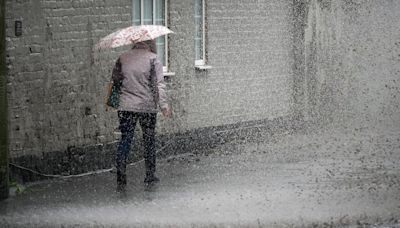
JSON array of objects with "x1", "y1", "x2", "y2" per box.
[
  {"x1": 133, "y1": 0, "x2": 168, "y2": 70},
  {"x1": 195, "y1": 0, "x2": 205, "y2": 66}
]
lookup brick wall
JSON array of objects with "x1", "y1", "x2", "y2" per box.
[
  {"x1": 5, "y1": 0, "x2": 131, "y2": 159},
  {"x1": 5, "y1": 0, "x2": 299, "y2": 177},
  {"x1": 183, "y1": 0, "x2": 296, "y2": 130}
]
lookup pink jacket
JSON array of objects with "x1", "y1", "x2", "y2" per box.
[{"x1": 112, "y1": 44, "x2": 168, "y2": 113}]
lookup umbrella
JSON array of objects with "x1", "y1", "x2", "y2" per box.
[{"x1": 95, "y1": 25, "x2": 173, "y2": 50}]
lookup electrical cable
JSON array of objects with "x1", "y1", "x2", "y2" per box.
[{"x1": 9, "y1": 139, "x2": 174, "y2": 179}]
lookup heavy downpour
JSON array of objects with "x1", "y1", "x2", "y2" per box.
[{"x1": 0, "y1": 0, "x2": 399, "y2": 227}]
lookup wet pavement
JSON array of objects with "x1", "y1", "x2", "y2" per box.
[{"x1": 0, "y1": 121, "x2": 399, "y2": 227}]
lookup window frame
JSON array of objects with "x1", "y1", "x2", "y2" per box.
[
  {"x1": 195, "y1": 0, "x2": 206, "y2": 66},
  {"x1": 132, "y1": 0, "x2": 169, "y2": 72}
]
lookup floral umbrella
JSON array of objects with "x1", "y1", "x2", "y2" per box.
[{"x1": 95, "y1": 25, "x2": 173, "y2": 50}]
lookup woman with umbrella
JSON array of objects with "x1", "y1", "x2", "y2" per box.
[{"x1": 99, "y1": 25, "x2": 172, "y2": 191}]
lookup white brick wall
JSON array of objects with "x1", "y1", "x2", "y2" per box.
[{"x1": 184, "y1": 0, "x2": 295, "y2": 129}]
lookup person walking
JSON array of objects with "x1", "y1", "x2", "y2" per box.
[{"x1": 112, "y1": 39, "x2": 171, "y2": 192}]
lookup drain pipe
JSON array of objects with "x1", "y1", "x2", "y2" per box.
[{"x1": 0, "y1": 0, "x2": 9, "y2": 200}]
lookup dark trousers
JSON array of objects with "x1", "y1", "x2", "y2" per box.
[{"x1": 116, "y1": 111, "x2": 157, "y2": 184}]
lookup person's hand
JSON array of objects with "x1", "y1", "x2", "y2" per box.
[{"x1": 161, "y1": 106, "x2": 172, "y2": 118}]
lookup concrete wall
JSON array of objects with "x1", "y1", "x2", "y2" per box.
[{"x1": 303, "y1": 0, "x2": 400, "y2": 126}]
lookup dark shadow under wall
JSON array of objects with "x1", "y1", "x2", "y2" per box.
[{"x1": 10, "y1": 116, "x2": 302, "y2": 183}]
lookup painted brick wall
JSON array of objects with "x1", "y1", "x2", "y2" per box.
[
  {"x1": 5, "y1": 0, "x2": 131, "y2": 158},
  {"x1": 183, "y1": 0, "x2": 295, "y2": 130}
]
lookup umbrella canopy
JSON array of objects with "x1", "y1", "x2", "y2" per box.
[{"x1": 95, "y1": 25, "x2": 173, "y2": 50}]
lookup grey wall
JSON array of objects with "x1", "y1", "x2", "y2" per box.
[
  {"x1": 185, "y1": 0, "x2": 295, "y2": 129},
  {"x1": 161, "y1": 0, "x2": 297, "y2": 132},
  {"x1": 303, "y1": 0, "x2": 400, "y2": 126},
  {"x1": 5, "y1": 0, "x2": 131, "y2": 159},
  {"x1": 8, "y1": 0, "x2": 399, "y2": 177},
  {"x1": 5, "y1": 0, "x2": 298, "y2": 176}
]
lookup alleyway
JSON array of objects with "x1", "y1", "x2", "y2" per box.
[{"x1": 0, "y1": 121, "x2": 399, "y2": 227}]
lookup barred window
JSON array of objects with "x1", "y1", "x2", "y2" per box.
[
  {"x1": 195, "y1": 0, "x2": 205, "y2": 65},
  {"x1": 133, "y1": 0, "x2": 168, "y2": 70}
]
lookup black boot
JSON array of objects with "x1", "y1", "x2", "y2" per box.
[
  {"x1": 144, "y1": 159, "x2": 159, "y2": 184},
  {"x1": 117, "y1": 171, "x2": 127, "y2": 192},
  {"x1": 144, "y1": 175, "x2": 159, "y2": 184}
]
